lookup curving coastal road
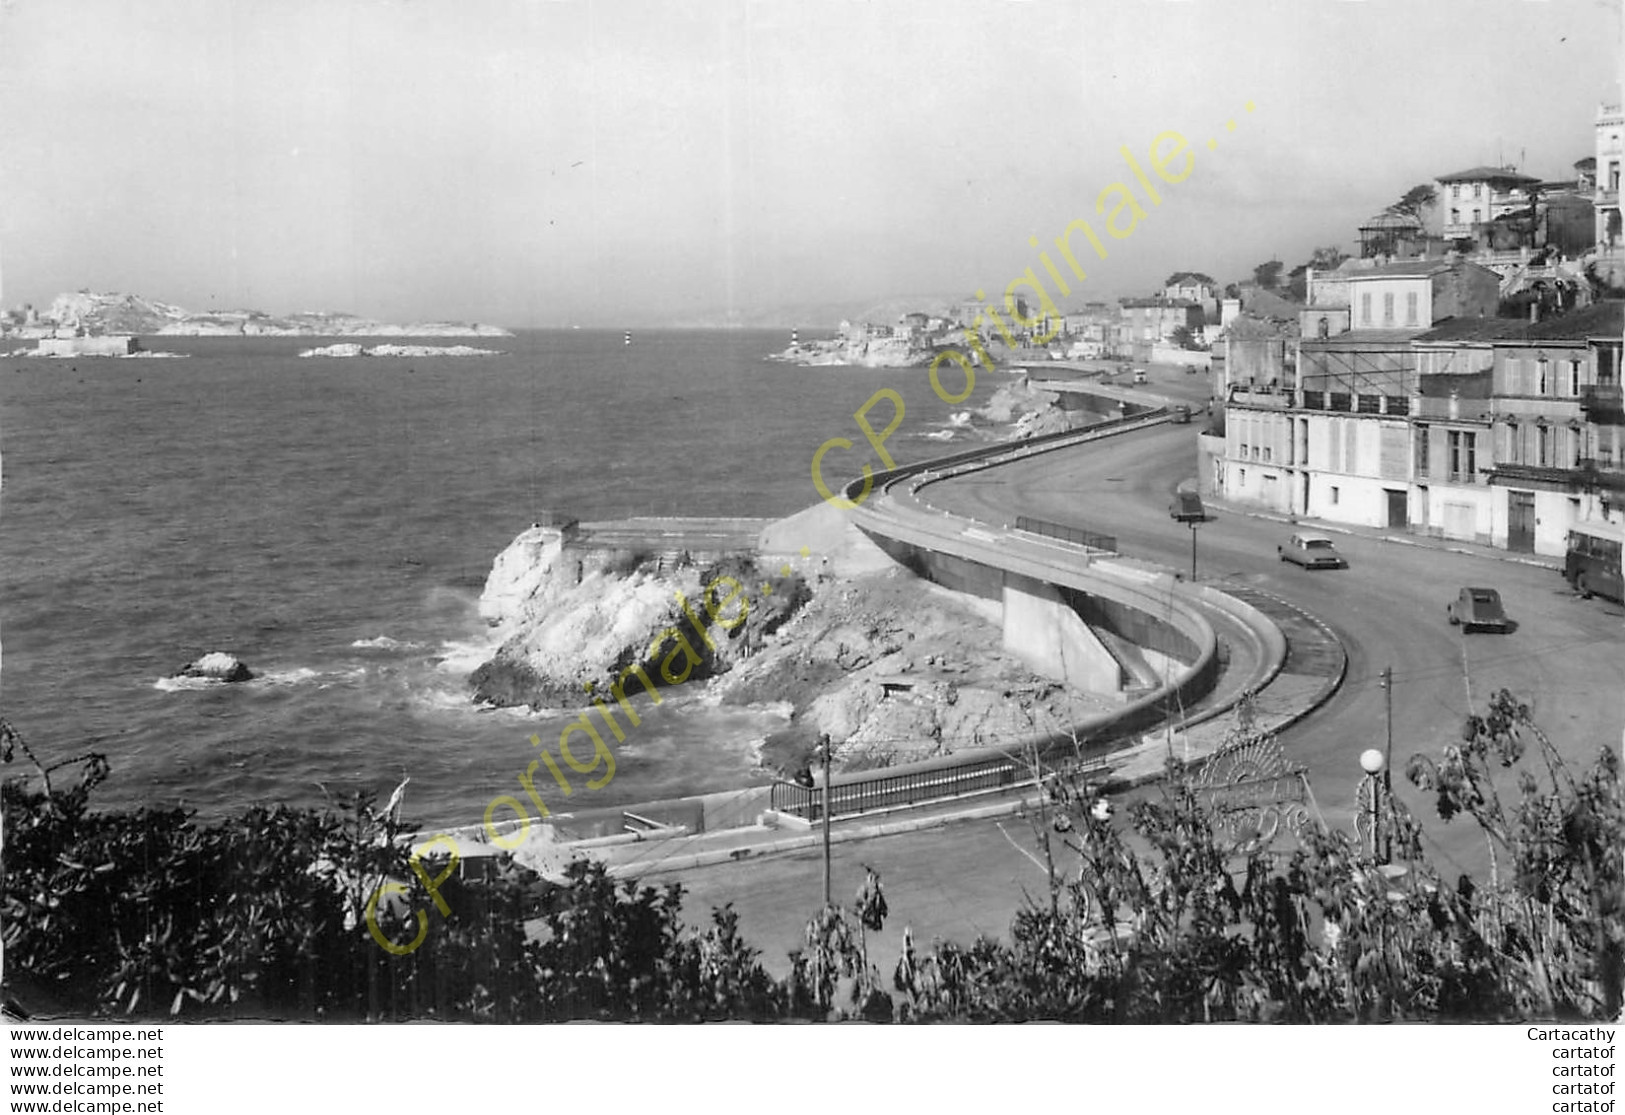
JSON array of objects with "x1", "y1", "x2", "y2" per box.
[
  {"x1": 636, "y1": 368, "x2": 1621, "y2": 967},
  {"x1": 917, "y1": 369, "x2": 1625, "y2": 875}
]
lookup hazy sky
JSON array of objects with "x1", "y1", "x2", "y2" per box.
[{"x1": 1, "y1": 0, "x2": 1620, "y2": 327}]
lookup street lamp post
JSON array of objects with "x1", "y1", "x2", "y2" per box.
[
  {"x1": 1359, "y1": 748, "x2": 1387, "y2": 864},
  {"x1": 1188, "y1": 520, "x2": 1200, "y2": 582}
]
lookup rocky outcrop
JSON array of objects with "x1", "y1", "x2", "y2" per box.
[
  {"x1": 978, "y1": 379, "x2": 1079, "y2": 439},
  {"x1": 468, "y1": 515, "x2": 1111, "y2": 770},
  {"x1": 769, "y1": 335, "x2": 931, "y2": 368},
  {"x1": 468, "y1": 527, "x2": 810, "y2": 710},
  {"x1": 714, "y1": 566, "x2": 1113, "y2": 777},
  {"x1": 171, "y1": 652, "x2": 254, "y2": 683}
]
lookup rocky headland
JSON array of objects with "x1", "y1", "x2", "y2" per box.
[
  {"x1": 468, "y1": 504, "x2": 1110, "y2": 778},
  {"x1": 769, "y1": 334, "x2": 933, "y2": 368}
]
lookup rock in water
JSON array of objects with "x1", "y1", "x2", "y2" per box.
[{"x1": 173, "y1": 652, "x2": 254, "y2": 683}]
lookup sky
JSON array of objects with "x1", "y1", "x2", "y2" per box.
[{"x1": 0, "y1": 0, "x2": 1621, "y2": 328}]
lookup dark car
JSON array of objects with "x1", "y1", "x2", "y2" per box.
[
  {"x1": 1169, "y1": 491, "x2": 1207, "y2": 523},
  {"x1": 1169, "y1": 404, "x2": 1192, "y2": 424},
  {"x1": 1278, "y1": 532, "x2": 1347, "y2": 569},
  {"x1": 1447, "y1": 587, "x2": 1509, "y2": 633}
]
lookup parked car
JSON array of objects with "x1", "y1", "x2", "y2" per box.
[
  {"x1": 1447, "y1": 587, "x2": 1510, "y2": 633},
  {"x1": 1169, "y1": 491, "x2": 1207, "y2": 522},
  {"x1": 1277, "y1": 532, "x2": 1347, "y2": 569}
]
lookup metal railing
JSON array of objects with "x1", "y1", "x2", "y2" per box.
[
  {"x1": 769, "y1": 752, "x2": 1020, "y2": 820},
  {"x1": 768, "y1": 749, "x2": 1114, "y2": 821},
  {"x1": 1014, "y1": 515, "x2": 1118, "y2": 552}
]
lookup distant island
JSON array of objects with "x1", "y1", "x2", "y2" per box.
[
  {"x1": 0, "y1": 291, "x2": 512, "y2": 339},
  {"x1": 299, "y1": 343, "x2": 503, "y2": 358}
]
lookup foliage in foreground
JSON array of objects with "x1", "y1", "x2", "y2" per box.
[{"x1": 3, "y1": 690, "x2": 1619, "y2": 1022}]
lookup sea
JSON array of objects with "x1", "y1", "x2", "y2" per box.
[{"x1": 0, "y1": 330, "x2": 1021, "y2": 830}]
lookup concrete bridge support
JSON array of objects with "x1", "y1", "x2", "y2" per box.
[{"x1": 1001, "y1": 574, "x2": 1124, "y2": 696}]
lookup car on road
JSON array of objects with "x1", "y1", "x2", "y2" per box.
[
  {"x1": 1132, "y1": 369, "x2": 1148, "y2": 384},
  {"x1": 1447, "y1": 587, "x2": 1510, "y2": 633},
  {"x1": 1277, "y1": 532, "x2": 1347, "y2": 569},
  {"x1": 1169, "y1": 491, "x2": 1207, "y2": 522},
  {"x1": 1169, "y1": 404, "x2": 1192, "y2": 423},
  {"x1": 1564, "y1": 526, "x2": 1623, "y2": 603}
]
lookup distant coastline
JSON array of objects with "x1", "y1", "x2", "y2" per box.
[{"x1": 1, "y1": 290, "x2": 513, "y2": 340}]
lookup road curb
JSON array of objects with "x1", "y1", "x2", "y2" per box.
[
  {"x1": 1206, "y1": 500, "x2": 1564, "y2": 572},
  {"x1": 1097, "y1": 586, "x2": 1350, "y2": 794}
]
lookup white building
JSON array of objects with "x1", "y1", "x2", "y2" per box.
[{"x1": 1597, "y1": 103, "x2": 1623, "y2": 250}]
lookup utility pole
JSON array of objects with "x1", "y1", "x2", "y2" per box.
[
  {"x1": 1381, "y1": 665, "x2": 1394, "y2": 864},
  {"x1": 1189, "y1": 521, "x2": 1199, "y2": 582},
  {"x1": 820, "y1": 733, "x2": 832, "y2": 908}
]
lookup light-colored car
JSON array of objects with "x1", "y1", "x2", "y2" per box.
[
  {"x1": 1447, "y1": 587, "x2": 1509, "y2": 633},
  {"x1": 1132, "y1": 369, "x2": 1148, "y2": 384},
  {"x1": 1277, "y1": 532, "x2": 1347, "y2": 569}
]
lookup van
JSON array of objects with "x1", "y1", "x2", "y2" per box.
[{"x1": 1565, "y1": 526, "x2": 1624, "y2": 602}]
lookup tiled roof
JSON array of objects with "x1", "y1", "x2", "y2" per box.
[
  {"x1": 1522, "y1": 300, "x2": 1624, "y2": 340},
  {"x1": 1435, "y1": 165, "x2": 1542, "y2": 185},
  {"x1": 1413, "y1": 318, "x2": 1531, "y2": 343},
  {"x1": 1410, "y1": 302, "x2": 1624, "y2": 344}
]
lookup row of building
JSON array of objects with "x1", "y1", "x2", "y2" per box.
[
  {"x1": 843, "y1": 276, "x2": 1219, "y2": 364},
  {"x1": 1205, "y1": 256, "x2": 1623, "y2": 558}
]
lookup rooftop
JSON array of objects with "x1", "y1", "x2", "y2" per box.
[
  {"x1": 1410, "y1": 302, "x2": 1624, "y2": 344},
  {"x1": 1240, "y1": 289, "x2": 1304, "y2": 319},
  {"x1": 1121, "y1": 297, "x2": 1201, "y2": 309},
  {"x1": 1435, "y1": 165, "x2": 1542, "y2": 186},
  {"x1": 1300, "y1": 328, "x2": 1429, "y2": 347},
  {"x1": 1358, "y1": 211, "x2": 1423, "y2": 231},
  {"x1": 1522, "y1": 300, "x2": 1625, "y2": 341},
  {"x1": 1227, "y1": 313, "x2": 1295, "y2": 339},
  {"x1": 1345, "y1": 259, "x2": 1458, "y2": 279},
  {"x1": 1413, "y1": 318, "x2": 1531, "y2": 343}
]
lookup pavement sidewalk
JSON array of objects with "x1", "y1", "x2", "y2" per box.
[{"x1": 1208, "y1": 498, "x2": 1565, "y2": 573}]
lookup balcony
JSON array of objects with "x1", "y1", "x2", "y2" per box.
[
  {"x1": 1581, "y1": 384, "x2": 1624, "y2": 424},
  {"x1": 1413, "y1": 395, "x2": 1491, "y2": 421},
  {"x1": 1227, "y1": 385, "x2": 1293, "y2": 409},
  {"x1": 1488, "y1": 459, "x2": 1625, "y2": 492},
  {"x1": 1485, "y1": 463, "x2": 1592, "y2": 489}
]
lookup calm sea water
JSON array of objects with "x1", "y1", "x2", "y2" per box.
[{"x1": 0, "y1": 330, "x2": 1014, "y2": 828}]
